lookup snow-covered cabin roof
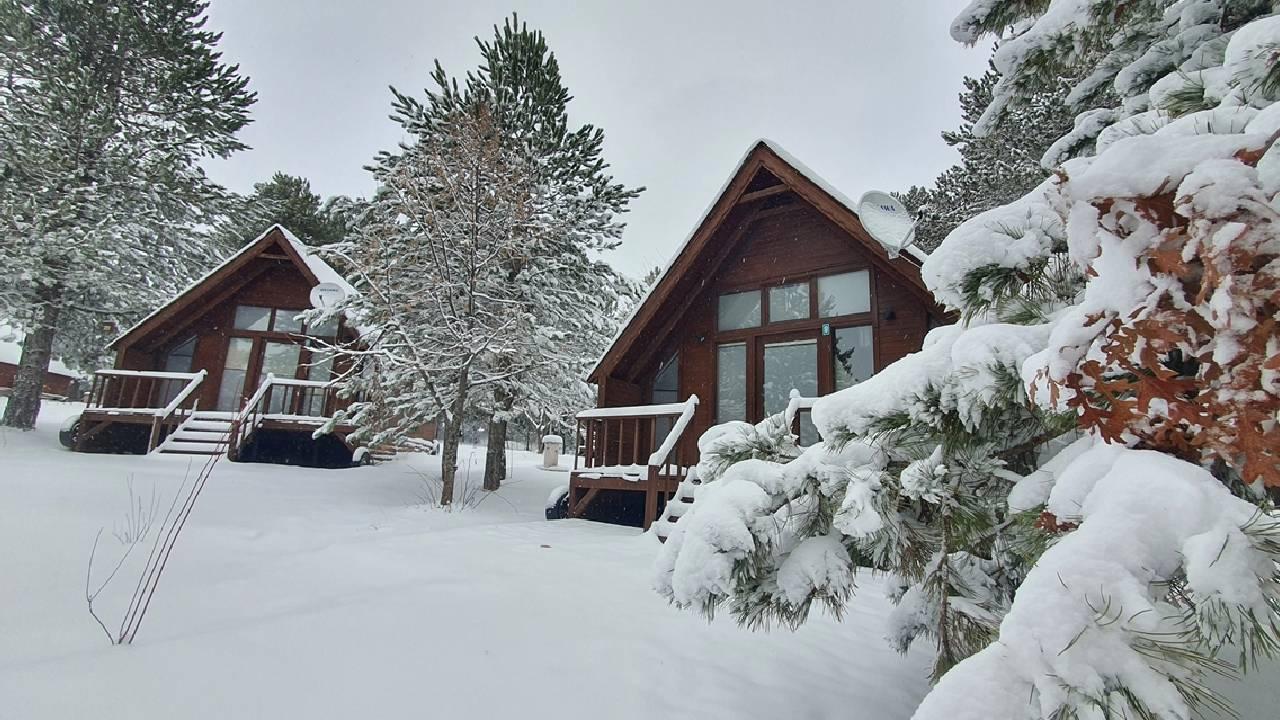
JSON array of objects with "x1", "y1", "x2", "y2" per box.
[
  {"x1": 0, "y1": 325, "x2": 84, "y2": 378},
  {"x1": 110, "y1": 225, "x2": 355, "y2": 351},
  {"x1": 590, "y1": 139, "x2": 937, "y2": 383}
]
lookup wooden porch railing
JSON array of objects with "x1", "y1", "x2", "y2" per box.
[
  {"x1": 87, "y1": 369, "x2": 205, "y2": 414},
  {"x1": 85, "y1": 369, "x2": 207, "y2": 452},
  {"x1": 228, "y1": 375, "x2": 342, "y2": 460},
  {"x1": 573, "y1": 396, "x2": 700, "y2": 482},
  {"x1": 785, "y1": 390, "x2": 818, "y2": 442},
  {"x1": 570, "y1": 396, "x2": 700, "y2": 529}
]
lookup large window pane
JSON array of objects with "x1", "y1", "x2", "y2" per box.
[
  {"x1": 160, "y1": 337, "x2": 198, "y2": 405},
  {"x1": 652, "y1": 353, "x2": 679, "y2": 403},
  {"x1": 818, "y1": 270, "x2": 871, "y2": 318},
  {"x1": 764, "y1": 339, "x2": 819, "y2": 444},
  {"x1": 217, "y1": 337, "x2": 253, "y2": 411},
  {"x1": 273, "y1": 310, "x2": 304, "y2": 334},
  {"x1": 304, "y1": 352, "x2": 334, "y2": 416},
  {"x1": 652, "y1": 353, "x2": 679, "y2": 442},
  {"x1": 796, "y1": 409, "x2": 820, "y2": 447},
  {"x1": 308, "y1": 315, "x2": 339, "y2": 338},
  {"x1": 763, "y1": 339, "x2": 818, "y2": 416},
  {"x1": 716, "y1": 343, "x2": 747, "y2": 422},
  {"x1": 261, "y1": 342, "x2": 302, "y2": 414},
  {"x1": 833, "y1": 325, "x2": 875, "y2": 390},
  {"x1": 768, "y1": 283, "x2": 810, "y2": 323},
  {"x1": 233, "y1": 305, "x2": 271, "y2": 331},
  {"x1": 718, "y1": 291, "x2": 761, "y2": 331}
]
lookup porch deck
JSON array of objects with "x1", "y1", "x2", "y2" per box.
[
  {"x1": 568, "y1": 397, "x2": 698, "y2": 530},
  {"x1": 75, "y1": 369, "x2": 355, "y2": 466}
]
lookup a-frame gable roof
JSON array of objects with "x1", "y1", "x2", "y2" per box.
[
  {"x1": 590, "y1": 139, "x2": 937, "y2": 383},
  {"x1": 110, "y1": 225, "x2": 352, "y2": 351}
]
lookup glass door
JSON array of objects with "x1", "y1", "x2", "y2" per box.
[
  {"x1": 217, "y1": 338, "x2": 254, "y2": 411},
  {"x1": 259, "y1": 341, "x2": 302, "y2": 414},
  {"x1": 761, "y1": 336, "x2": 819, "y2": 444}
]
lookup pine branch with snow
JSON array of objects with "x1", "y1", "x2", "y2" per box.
[{"x1": 656, "y1": 4, "x2": 1280, "y2": 717}]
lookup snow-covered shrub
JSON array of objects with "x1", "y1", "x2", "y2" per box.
[{"x1": 657, "y1": 3, "x2": 1280, "y2": 717}]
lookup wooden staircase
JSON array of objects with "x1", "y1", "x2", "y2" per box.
[
  {"x1": 652, "y1": 466, "x2": 702, "y2": 542},
  {"x1": 154, "y1": 411, "x2": 234, "y2": 456}
]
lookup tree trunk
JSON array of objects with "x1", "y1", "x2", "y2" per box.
[
  {"x1": 438, "y1": 370, "x2": 471, "y2": 506},
  {"x1": 483, "y1": 389, "x2": 514, "y2": 491},
  {"x1": 2, "y1": 284, "x2": 63, "y2": 430},
  {"x1": 483, "y1": 414, "x2": 507, "y2": 491}
]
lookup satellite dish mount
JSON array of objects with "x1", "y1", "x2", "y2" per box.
[
  {"x1": 310, "y1": 282, "x2": 347, "y2": 311},
  {"x1": 856, "y1": 191, "x2": 919, "y2": 259}
]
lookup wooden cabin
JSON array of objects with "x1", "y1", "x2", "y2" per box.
[
  {"x1": 1, "y1": 326, "x2": 84, "y2": 399},
  {"x1": 567, "y1": 140, "x2": 946, "y2": 533},
  {"x1": 71, "y1": 225, "x2": 362, "y2": 468}
]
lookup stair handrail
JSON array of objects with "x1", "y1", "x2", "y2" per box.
[
  {"x1": 229, "y1": 373, "x2": 276, "y2": 459},
  {"x1": 146, "y1": 370, "x2": 207, "y2": 452},
  {"x1": 647, "y1": 395, "x2": 700, "y2": 467},
  {"x1": 572, "y1": 395, "x2": 700, "y2": 478},
  {"x1": 784, "y1": 389, "x2": 818, "y2": 429},
  {"x1": 154, "y1": 370, "x2": 208, "y2": 418}
]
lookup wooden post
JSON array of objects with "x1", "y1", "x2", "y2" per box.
[
  {"x1": 148, "y1": 417, "x2": 162, "y2": 453},
  {"x1": 643, "y1": 464, "x2": 660, "y2": 531}
]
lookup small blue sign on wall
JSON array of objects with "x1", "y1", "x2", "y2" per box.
[{"x1": 821, "y1": 323, "x2": 831, "y2": 336}]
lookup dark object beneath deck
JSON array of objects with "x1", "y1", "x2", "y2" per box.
[
  {"x1": 235, "y1": 427, "x2": 354, "y2": 469},
  {"x1": 74, "y1": 417, "x2": 152, "y2": 454},
  {"x1": 556, "y1": 487, "x2": 654, "y2": 527}
]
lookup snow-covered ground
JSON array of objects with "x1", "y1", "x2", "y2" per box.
[{"x1": 0, "y1": 400, "x2": 932, "y2": 720}]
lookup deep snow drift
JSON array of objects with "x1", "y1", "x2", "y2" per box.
[{"x1": 0, "y1": 400, "x2": 931, "y2": 719}]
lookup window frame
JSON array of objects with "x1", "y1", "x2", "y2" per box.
[
  {"x1": 714, "y1": 264, "x2": 876, "y2": 341},
  {"x1": 228, "y1": 305, "x2": 344, "y2": 342},
  {"x1": 710, "y1": 264, "x2": 880, "y2": 425}
]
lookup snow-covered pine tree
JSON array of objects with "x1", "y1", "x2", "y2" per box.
[
  {"x1": 210, "y1": 172, "x2": 353, "y2": 253},
  {"x1": 325, "y1": 15, "x2": 641, "y2": 494},
  {"x1": 461, "y1": 15, "x2": 642, "y2": 490},
  {"x1": 0, "y1": 0, "x2": 254, "y2": 428},
  {"x1": 320, "y1": 98, "x2": 535, "y2": 505},
  {"x1": 898, "y1": 53, "x2": 1078, "y2": 252},
  {"x1": 656, "y1": 3, "x2": 1280, "y2": 718}
]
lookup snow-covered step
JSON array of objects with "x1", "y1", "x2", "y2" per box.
[
  {"x1": 183, "y1": 419, "x2": 234, "y2": 432},
  {"x1": 654, "y1": 468, "x2": 702, "y2": 542},
  {"x1": 153, "y1": 411, "x2": 235, "y2": 456},
  {"x1": 156, "y1": 439, "x2": 227, "y2": 455}
]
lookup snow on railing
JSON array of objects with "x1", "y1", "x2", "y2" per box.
[
  {"x1": 88, "y1": 369, "x2": 208, "y2": 420},
  {"x1": 576, "y1": 400, "x2": 691, "y2": 419},
  {"x1": 154, "y1": 370, "x2": 207, "y2": 418},
  {"x1": 95, "y1": 369, "x2": 205, "y2": 380},
  {"x1": 647, "y1": 396, "x2": 699, "y2": 467},
  {"x1": 574, "y1": 395, "x2": 700, "y2": 481},
  {"x1": 230, "y1": 373, "x2": 277, "y2": 455},
  {"x1": 784, "y1": 389, "x2": 817, "y2": 430}
]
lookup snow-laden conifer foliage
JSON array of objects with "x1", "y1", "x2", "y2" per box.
[
  {"x1": 210, "y1": 172, "x2": 354, "y2": 253},
  {"x1": 656, "y1": 3, "x2": 1280, "y2": 718},
  {"x1": 0, "y1": 0, "x2": 255, "y2": 428},
  {"x1": 320, "y1": 16, "x2": 639, "y2": 502},
  {"x1": 897, "y1": 54, "x2": 1078, "y2": 252}
]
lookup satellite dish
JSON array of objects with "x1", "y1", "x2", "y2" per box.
[
  {"x1": 857, "y1": 191, "x2": 918, "y2": 259},
  {"x1": 310, "y1": 282, "x2": 347, "y2": 310}
]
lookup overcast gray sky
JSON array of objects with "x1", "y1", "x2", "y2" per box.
[{"x1": 201, "y1": 1, "x2": 992, "y2": 277}]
